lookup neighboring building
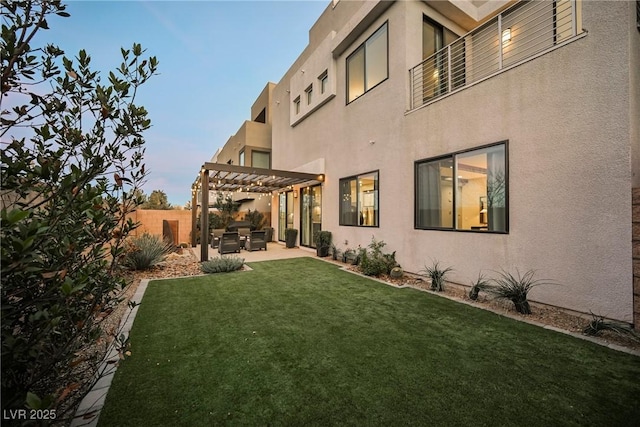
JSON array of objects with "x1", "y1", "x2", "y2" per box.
[
  {"x1": 202, "y1": 83, "x2": 275, "y2": 220},
  {"x1": 262, "y1": 0, "x2": 639, "y2": 323}
]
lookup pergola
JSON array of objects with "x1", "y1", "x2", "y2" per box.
[{"x1": 191, "y1": 162, "x2": 324, "y2": 261}]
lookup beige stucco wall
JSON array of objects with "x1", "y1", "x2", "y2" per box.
[
  {"x1": 271, "y1": 0, "x2": 636, "y2": 321},
  {"x1": 630, "y1": 1, "x2": 640, "y2": 188},
  {"x1": 215, "y1": 120, "x2": 272, "y2": 166}
]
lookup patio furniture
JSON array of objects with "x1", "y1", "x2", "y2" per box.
[
  {"x1": 218, "y1": 232, "x2": 241, "y2": 254},
  {"x1": 237, "y1": 227, "x2": 251, "y2": 249},
  {"x1": 210, "y1": 228, "x2": 226, "y2": 249},
  {"x1": 245, "y1": 230, "x2": 267, "y2": 251}
]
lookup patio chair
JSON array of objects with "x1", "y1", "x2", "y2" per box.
[
  {"x1": 237, "y1": 227, "x2": 251, "y2": 249},
  {"x1": 210, "y1": 228, "x2": 226, "y2": 249},
  {"x1": 245, "y1": 230, "x2": 267, "y2": 251},
  {"x1": 218, "y1": 232, "x2": 241, "y2": 254}
]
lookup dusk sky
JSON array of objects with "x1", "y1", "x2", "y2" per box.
[{"x1": 34, "y1": 0, "x2": 329, "y2": 206}]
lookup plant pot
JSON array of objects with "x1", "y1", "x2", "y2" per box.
[
  {"x1": 316, "y1": 245, "x2": 329, "y2": 257},
  {"x1": 285, "y1": 228, "x2": 298, "y2": 248}
]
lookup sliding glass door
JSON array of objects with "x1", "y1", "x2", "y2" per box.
[
  {"x1": 300, "y1": 186, "x2": 322, "y2": 248},
  {"x1": 278, "y1": 191, "x2": 295, "y2": 241}
]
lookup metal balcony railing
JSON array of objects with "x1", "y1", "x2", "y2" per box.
[{"x1": 409, "y1": 0, "x2": 578, "y2": 110}]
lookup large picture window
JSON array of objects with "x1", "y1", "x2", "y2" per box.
[
  {"x1": 415, "y1": 142, "x2": 507, "y2": 232},
  {"x1": 346, "y1": 22, "x2": 388, "y2": 103},
  {"x1": 251, "y1": 150, "x2": 270, "y2": 169},
  {"x1": 339, "y1": 171, "x2": 379, "y2": 227}
]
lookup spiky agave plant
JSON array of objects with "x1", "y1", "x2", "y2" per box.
[
  {"x1": 583, "y1": 312, "x2": 639, "y2": 341},
  {"x1": 122, "y1": 233, "x2": 174, "y2": 270},
  {"x1": 469, "y1": 273, "x2": 492, "y2": 300},
  {"x1": 486, "y1": 269, "x2": 551, "y2": 314},
  {"x1": 422, "y1": 260, "x2": 453, "y2": 292}
]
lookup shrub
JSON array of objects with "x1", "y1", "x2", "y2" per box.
[
  {"x1": 122, "y1": 234, "x2": 174, "y2": 270},
  {"x1": 422, "y1": 260, "x2": 453, "y2": 292},
  {"x1": 1, "y1": 2, "x2": 157, "y2": 419},
  {"x1": 330, "y1": 244, "x2": 340, "y2": 261},
  {"x1": 245, "y1": 209, "x2": 267, "y2": 231},
  {"x1": 201, "y1": 256, "x2": 245, "y2": 273},
  {"x1": 485, "y1": 269, "x2": 551, "y2": 315},
  {"x1": 469, "y1": 273, "x2": 492, "y2": 300},
  {"x1": 359, "y1": 237, "x2": 399, "y2": 277}
]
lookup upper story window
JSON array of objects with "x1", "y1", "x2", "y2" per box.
[
  {"x1": 346, "y1": 22, "x2": 388, "y2": 104},
  {"x1": 339, "y1": 171, "x2": 379, "y2": 227},
  {"x1": 415, "y1": 142, "x2": 508, "y2": 232},
  {"x1": 305, "y1": 84, "x2": 313, "y2": 105},
  {"x1": 239, "y1": 150, "x2": 245, "y2": 166},
  {"x1": 293, "y1": 96, "x2": 301, "y2": 114},
  {"x1": 319, "y1": 70, "x2": 328, "y2": 94},
  {"x1": 251, "y1": 150, "x2": 270, "y2": 169}
]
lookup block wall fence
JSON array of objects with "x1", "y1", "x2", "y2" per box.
[{"x1": 127, "y1": 209, "x2": 193, "y2": 245}]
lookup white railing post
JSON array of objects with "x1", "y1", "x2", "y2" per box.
[
  {"x1": 409, "y1": 67, "x2": 414, "y2": 110},
  {"x1": 498, "y1": 14, "x2": 503, "y2": 70},
  {"x1": 571, "y1": 0, "x2": 577, "y2": 37},
  {"x1": 447, "y1": 45, "x2": 452, "y2": 93}
]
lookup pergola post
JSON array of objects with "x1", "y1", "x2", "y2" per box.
[
  {"x1": 191, "y1": 186, "x2": 197, "y2": 247},
  {"x1": 200, "y1": 169, "x2": 209, "y2": 262}
]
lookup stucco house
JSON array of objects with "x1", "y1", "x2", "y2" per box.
[{"x1": 196, "y1": 0, "x2": 639, "y2": 325}]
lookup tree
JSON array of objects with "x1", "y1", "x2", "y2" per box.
[
  {"x1": 1, "y1": 0, "x2": 158, "y2": 422},
  {"x1": 213, "y1": 191, "x2": 239, "y2": 229},
  {"x1": 140, "y1": 189, "x2": 172, "y2": 209}
]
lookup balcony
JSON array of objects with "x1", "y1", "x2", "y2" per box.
[{"x1": 409, "y1": 0, "x2": 582, "y2": 111}]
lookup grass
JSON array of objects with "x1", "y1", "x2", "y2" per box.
[{"x1": 99, "y1": 258, "x2": 640, "y2": 427}]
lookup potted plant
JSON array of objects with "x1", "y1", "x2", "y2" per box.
[
  {"x1": 314, "y1": 230, "x2": 332, "y2": 257},
  {"x1": 284, "y1": 228, "x2": 298, "y2": 248}
]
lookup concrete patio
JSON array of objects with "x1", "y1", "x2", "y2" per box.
[{"x1": 192, "y1": 241, "x2": 316, "y2": 263}]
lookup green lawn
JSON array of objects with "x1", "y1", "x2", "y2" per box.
[{"x1": 99, "y1": 258, "x2": 640, "y2": 426}]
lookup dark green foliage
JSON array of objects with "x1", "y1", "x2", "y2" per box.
[
  {"x1": 421, "y1": 260, "x2": 452, "y2": 291},
  {"x1": 314, "y1": 231, "x2": 331, "y2": 256},
  {"x1": 314, "y1": 230, "x2": 332, "y2": 247},
  {"x1": 486, "y1": 269, "x2": 551, "y2": 314},
  {"x1": 201, "y1": 255, "x2": 245, "y2": 273},
  {"x1": 122, "y1": 233, "x2": 174, "y2": 270},
  {"x1": 469, "y1": 273, "x2": 492, "y2": 300},
  {"x1": 583, "y1": 313, "x2": 639, "y2": 341},
  {"x1": 140, "y1": 189, "x2": 172, "y2": 209},
  {"x1": 330, "y1": 243, "x2": 340, "y2": 260},
  {"x1": 342, "y1": 248, "x2": 354, "y2": 263},
  {"x1": 359, "y1": 237, "x2": 398, "y2": 276},
  {"x1": 1, "y1": 1, "x2": 157, "y2": 420},
  {"x1": 422, "y1": 260, "x2": 453, "y2": 291},
  {"x1": 245, "y1": 209, "x2": 267, "y2": 231},
  {"x1": 213, "y1": 192, "x2": 239, "y2": 229}
]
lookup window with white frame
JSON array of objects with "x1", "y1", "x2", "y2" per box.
[
  {"x1": 339, "y1": 171, "x2": 379, "y2": 227},
  {"x1": 415, "y1": 142, "x2": 508, "y2": 232},
  {"x1": 346, "y1": 22, "x2": 388, "y2": 103}
]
